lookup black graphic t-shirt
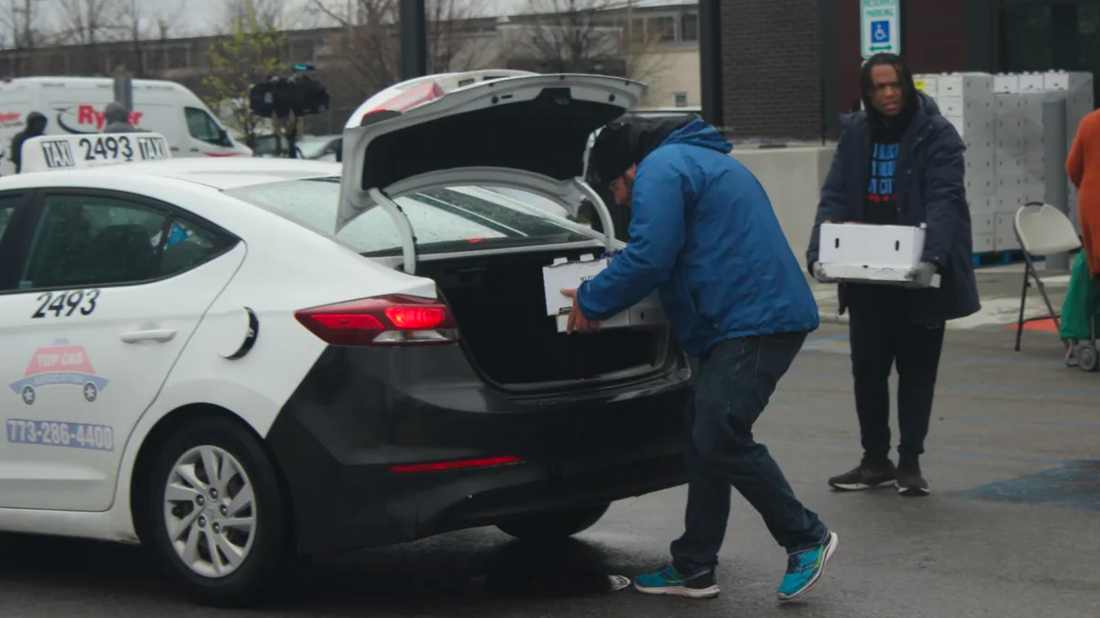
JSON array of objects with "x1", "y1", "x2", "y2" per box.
[{"x1": 863, "y1": 133, "x2": 901, "y2": 225}]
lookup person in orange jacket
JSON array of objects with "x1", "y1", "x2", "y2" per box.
[{"x1": 1067, "y1": 108, "x2": 1100, "y2": 278}]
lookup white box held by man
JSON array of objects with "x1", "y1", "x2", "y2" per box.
[
  {"x1": 542, "y1": 254, "x2": 665, "y2": 333},
  {"x1": 818, "y1": 223, "x2": 941, "y2": 288}
]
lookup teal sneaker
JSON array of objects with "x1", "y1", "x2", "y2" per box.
[
  {"x1": 777, "y1": 531, "x2": 838, "y2": 601},
  {"x1": 633, "y1": 565, "x2": 719, "y2": 599}
]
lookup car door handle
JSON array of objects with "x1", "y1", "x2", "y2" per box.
[{"x1": 121, "y1": 329, "x2": 177, "y2": 343}]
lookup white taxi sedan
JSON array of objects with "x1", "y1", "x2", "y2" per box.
[{"x1": 0, "y1": 71, "x2": 693, "y2": 607}]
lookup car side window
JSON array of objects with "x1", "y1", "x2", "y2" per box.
[
  {"x1": 159, "y1": 219, "x2": 224, "y2": 276},
  {"x1": 185, "y1": 107, "x2": 226, "y2": 146},
  {"x1": 18, "y1": 194, "x2": 227, "y2": 290},
  {"x1": 0, "y1": 201, "x2": 15, "y2": 241},
  {"x1": 0, "y1": 198, "x2": 22, "y2": 291}
]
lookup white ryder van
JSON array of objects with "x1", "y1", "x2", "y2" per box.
[{"x1": 0, "y1": 76, "x2": 251, "y2": 175}]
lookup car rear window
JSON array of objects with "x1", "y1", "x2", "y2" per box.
[{"x1": 223, "y1": 177, "x2": 596, "y2": 256}]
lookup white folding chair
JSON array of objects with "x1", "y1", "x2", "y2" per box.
[{"x1": 1014, "y1": 202, "x2": 1082, "y2": 352}]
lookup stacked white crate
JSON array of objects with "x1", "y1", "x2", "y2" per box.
[
  {"x1": 1044, "y1": 70, "x2": 1095, "y2": 229},
  {"x1": 933, "y1": 73, "x2": 998, "y2": 254},
  {"x1": 990, "y1": 71, "x2": 1094, "y2": 250},
  {"x1": 991, "y1": 73, "x2": 1040, "y2": 251}
]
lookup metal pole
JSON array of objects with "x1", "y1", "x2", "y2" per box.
[
  {"x1": 400, "y1": 0, "x2": 427, "y2": 81},
  {"x1": 1043, "y1": 93, "x2": 1070, "y2": 271},
  {"x1": 112, "y1": 68, "x2": 133, "y2": 113},
  {"x1": 699, "y1": 0, "x2": 723, "y2": 130}
]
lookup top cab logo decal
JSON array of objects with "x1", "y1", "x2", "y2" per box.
[{"x1": 9, "y1": 340, "x2": 110, "y2": 405}]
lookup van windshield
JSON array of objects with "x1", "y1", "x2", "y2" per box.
[{"x1": 223, "y1": 177, "x2": 598, "y2": 256}]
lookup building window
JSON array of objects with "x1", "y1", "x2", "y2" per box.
[
  {"x1": 674, "y1": 92, "x2": 689, "y2": 107},
  {"x1": 649, "y1": 16, "x2": 676, "y2": 43},
  {"x1": 681, "y1": 13, "x2": 699, "y2": 42},
  {"x1": 998, "y1": 1, "x2": 1100, "y2": 104}
]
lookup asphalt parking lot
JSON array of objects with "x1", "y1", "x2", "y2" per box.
[{"x1": 1, "y1": 308, "x2": 1096, "y2": 618}]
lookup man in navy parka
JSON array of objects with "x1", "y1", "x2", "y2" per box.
[{"x1": 562, "y1": 115, "x2": 838, "y2": 602}]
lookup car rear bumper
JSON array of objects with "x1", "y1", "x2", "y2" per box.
[{"x1": 264, "y1": 344, "x2": 692, "y2": 555}]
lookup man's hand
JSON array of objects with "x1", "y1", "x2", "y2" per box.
[
  {"x1": 906, "y1": 261, "x2": 938, "y2": 287},
  {"x1": 811, "y1": 261, "x2": 837, "y2": 284},
  {"x1": 561, "y1": 288, "x2": 600, "y2": 334}
]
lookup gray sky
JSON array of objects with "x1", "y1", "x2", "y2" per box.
[{"x1": 130, "y1": 0, "x2": 531, "y2": 36}]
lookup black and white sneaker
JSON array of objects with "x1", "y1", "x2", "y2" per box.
[
  {"x1": 828, "y1": 459, "x2": 897, "y2": 491},
  {"x1": 896, "y1": 458, "x2": 929, "y2": 497}
]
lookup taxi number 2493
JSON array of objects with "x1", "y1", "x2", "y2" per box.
[
  {"x1": 32, "y1": 289, "x2": 100, "y2": 319},
  {"x1": 78, "y1": 135, "x2": 168, "y2": 162}
]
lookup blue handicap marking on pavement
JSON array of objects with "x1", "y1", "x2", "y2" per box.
[
  {"x1": 871, "y1": 20, "x2": 890, "y2": 44},
  {"x1": 963, "y1": 460, "x2": 1100, "y2": 512}
]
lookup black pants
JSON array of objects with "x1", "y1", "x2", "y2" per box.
[
  {"x1": 671, "y1": 333, "x2": 829, "y2": 574},
  {"x1": 848, "y1": 286, "x2": 946, "y2": 462}
]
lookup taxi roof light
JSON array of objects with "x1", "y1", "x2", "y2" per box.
[{"x1": 17, "y1": 131, "x2": 172, "y2": 174}]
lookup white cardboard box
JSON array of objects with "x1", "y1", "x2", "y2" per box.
[
  {"x1": 973, "y1": 232, "x2": 995, "y2": 253},
  {"x1": 542, "y1": 254, "x2": 665, "y2": 333},
  {"x1": 818, "y1": 223, "x2": 940, "y2": 288},
  {"x1": 972, "y1": 213, "x2": 995, "y2": 235},
  {"x1": 994, "y1": 73, "x2": 1020, "y2": 94},
  {"x1": 1019, "y1": 73, "x2": 1046, "y2": 92}
]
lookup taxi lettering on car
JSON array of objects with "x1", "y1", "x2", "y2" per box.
[{"x1": 0, "y1": 72, "x2": 692, "y2": 609}]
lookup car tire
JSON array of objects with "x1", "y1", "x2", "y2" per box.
[
  {"x1": 143, "y1": 415, "x2": 297, "y2": 608},
  {"x1": 496, "y1": 502, "x2": 611, "y2": 541}
]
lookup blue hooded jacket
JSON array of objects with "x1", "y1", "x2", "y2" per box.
[{"x1": 577, "y1": 119, "x2": 820, "y2": 357}]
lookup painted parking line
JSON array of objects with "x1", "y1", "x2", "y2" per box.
[
  {"x1": 773, "y1": 400, "x2": 1100, "y2": 431},
  {"x1": 801, "y1": 334, "x2": 1069, "y2": 367},
  {"x1": 786, "y1": 371, "x2": 1100, "y2": 397},
  {"x1": 764, "y1": 434, "x2": 1066, "y2": 467}
]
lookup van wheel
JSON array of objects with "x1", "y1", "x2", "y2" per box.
[
  {"x1": 144, "y1": 415, "x2": 296, "y2": 607},
  {"x1": 496, "y1": 503, "x2": 611, "y2": 541}
]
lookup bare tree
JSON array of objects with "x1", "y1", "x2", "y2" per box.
[
  {"x1": 221, "y1": 0, "x2": 289, "y2": 33},
  {"x1": 0, "y1": 0, "x2": 41, "y2": 50},
  {"x1": 115, "y1": 0, "x2": 187, "y2": 76},
  {"x1": 53, "y1": 0, "x2": 123, "y2": 46},
  {"x1": 503, "y1": 0, "x2": 669, "y2": 81},
  {"x1": 305, "y1": 0, "x2": 489, "y2": 100}
]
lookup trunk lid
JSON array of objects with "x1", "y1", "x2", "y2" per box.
[{"x1": 336, "y1": 71, "x2": 646, "y2": 259}]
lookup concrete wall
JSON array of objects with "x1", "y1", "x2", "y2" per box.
[{"x1": 729, "y1": 145, "x2": 837, "y2": 264}]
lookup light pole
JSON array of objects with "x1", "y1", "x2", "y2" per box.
[{"x1": 400, "y1": 0, "x2": 428, "y2": 80}]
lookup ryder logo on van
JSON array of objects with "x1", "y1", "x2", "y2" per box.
[
  {"x1": 0, "y1": 112, "x2": 21, "y2": 127},
  {"x1": 55, "y1": 105, "x2": 144, "y2": 134}
]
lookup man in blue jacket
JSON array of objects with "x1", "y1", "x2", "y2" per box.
[
  {"x1": 807, "y1": 54, "x2": 979, "y2": 497},
  {"x1": 561, "y1": 115, "x2": 838, "y2": 602}
]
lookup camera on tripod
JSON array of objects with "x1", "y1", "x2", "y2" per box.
[{"x1": 249, "y1": 64, "x2": 330, "y2": 120}]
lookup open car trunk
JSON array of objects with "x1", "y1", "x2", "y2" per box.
[{"x1": 417, "y1": 249, "x2": 673, "y2": 390}]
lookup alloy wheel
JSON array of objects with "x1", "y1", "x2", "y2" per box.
[{"x1": 163, "y1": 445, "x2": 257, "y2": 578}]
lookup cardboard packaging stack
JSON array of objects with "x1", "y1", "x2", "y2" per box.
[{"x1": 913, "y1": 70, "x2": 1094, "y2": 255}]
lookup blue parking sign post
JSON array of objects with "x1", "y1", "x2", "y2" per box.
[{"x1": 861, "y1": 0, "x2": 901, "y2": 59}]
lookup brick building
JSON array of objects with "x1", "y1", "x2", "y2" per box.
[{"x1": 713, "y1": 0, "x2": 1100, "y2": 142}]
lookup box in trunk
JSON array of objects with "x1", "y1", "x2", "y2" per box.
[{"x1": 542, "y1": 254, "x2": 665, "y2": 333}]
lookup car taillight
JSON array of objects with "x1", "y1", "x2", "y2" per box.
[{"x1": 295, "y1": 295, "x2": 458, "y2": 346}]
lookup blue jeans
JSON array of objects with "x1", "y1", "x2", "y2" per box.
[{"x1": 671, "y1": 333, "x2": 829, "y2": 574}]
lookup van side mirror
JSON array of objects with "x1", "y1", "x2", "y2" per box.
[{"x1": 219, "y1": 128, "x2": 231, "y2": 147}]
